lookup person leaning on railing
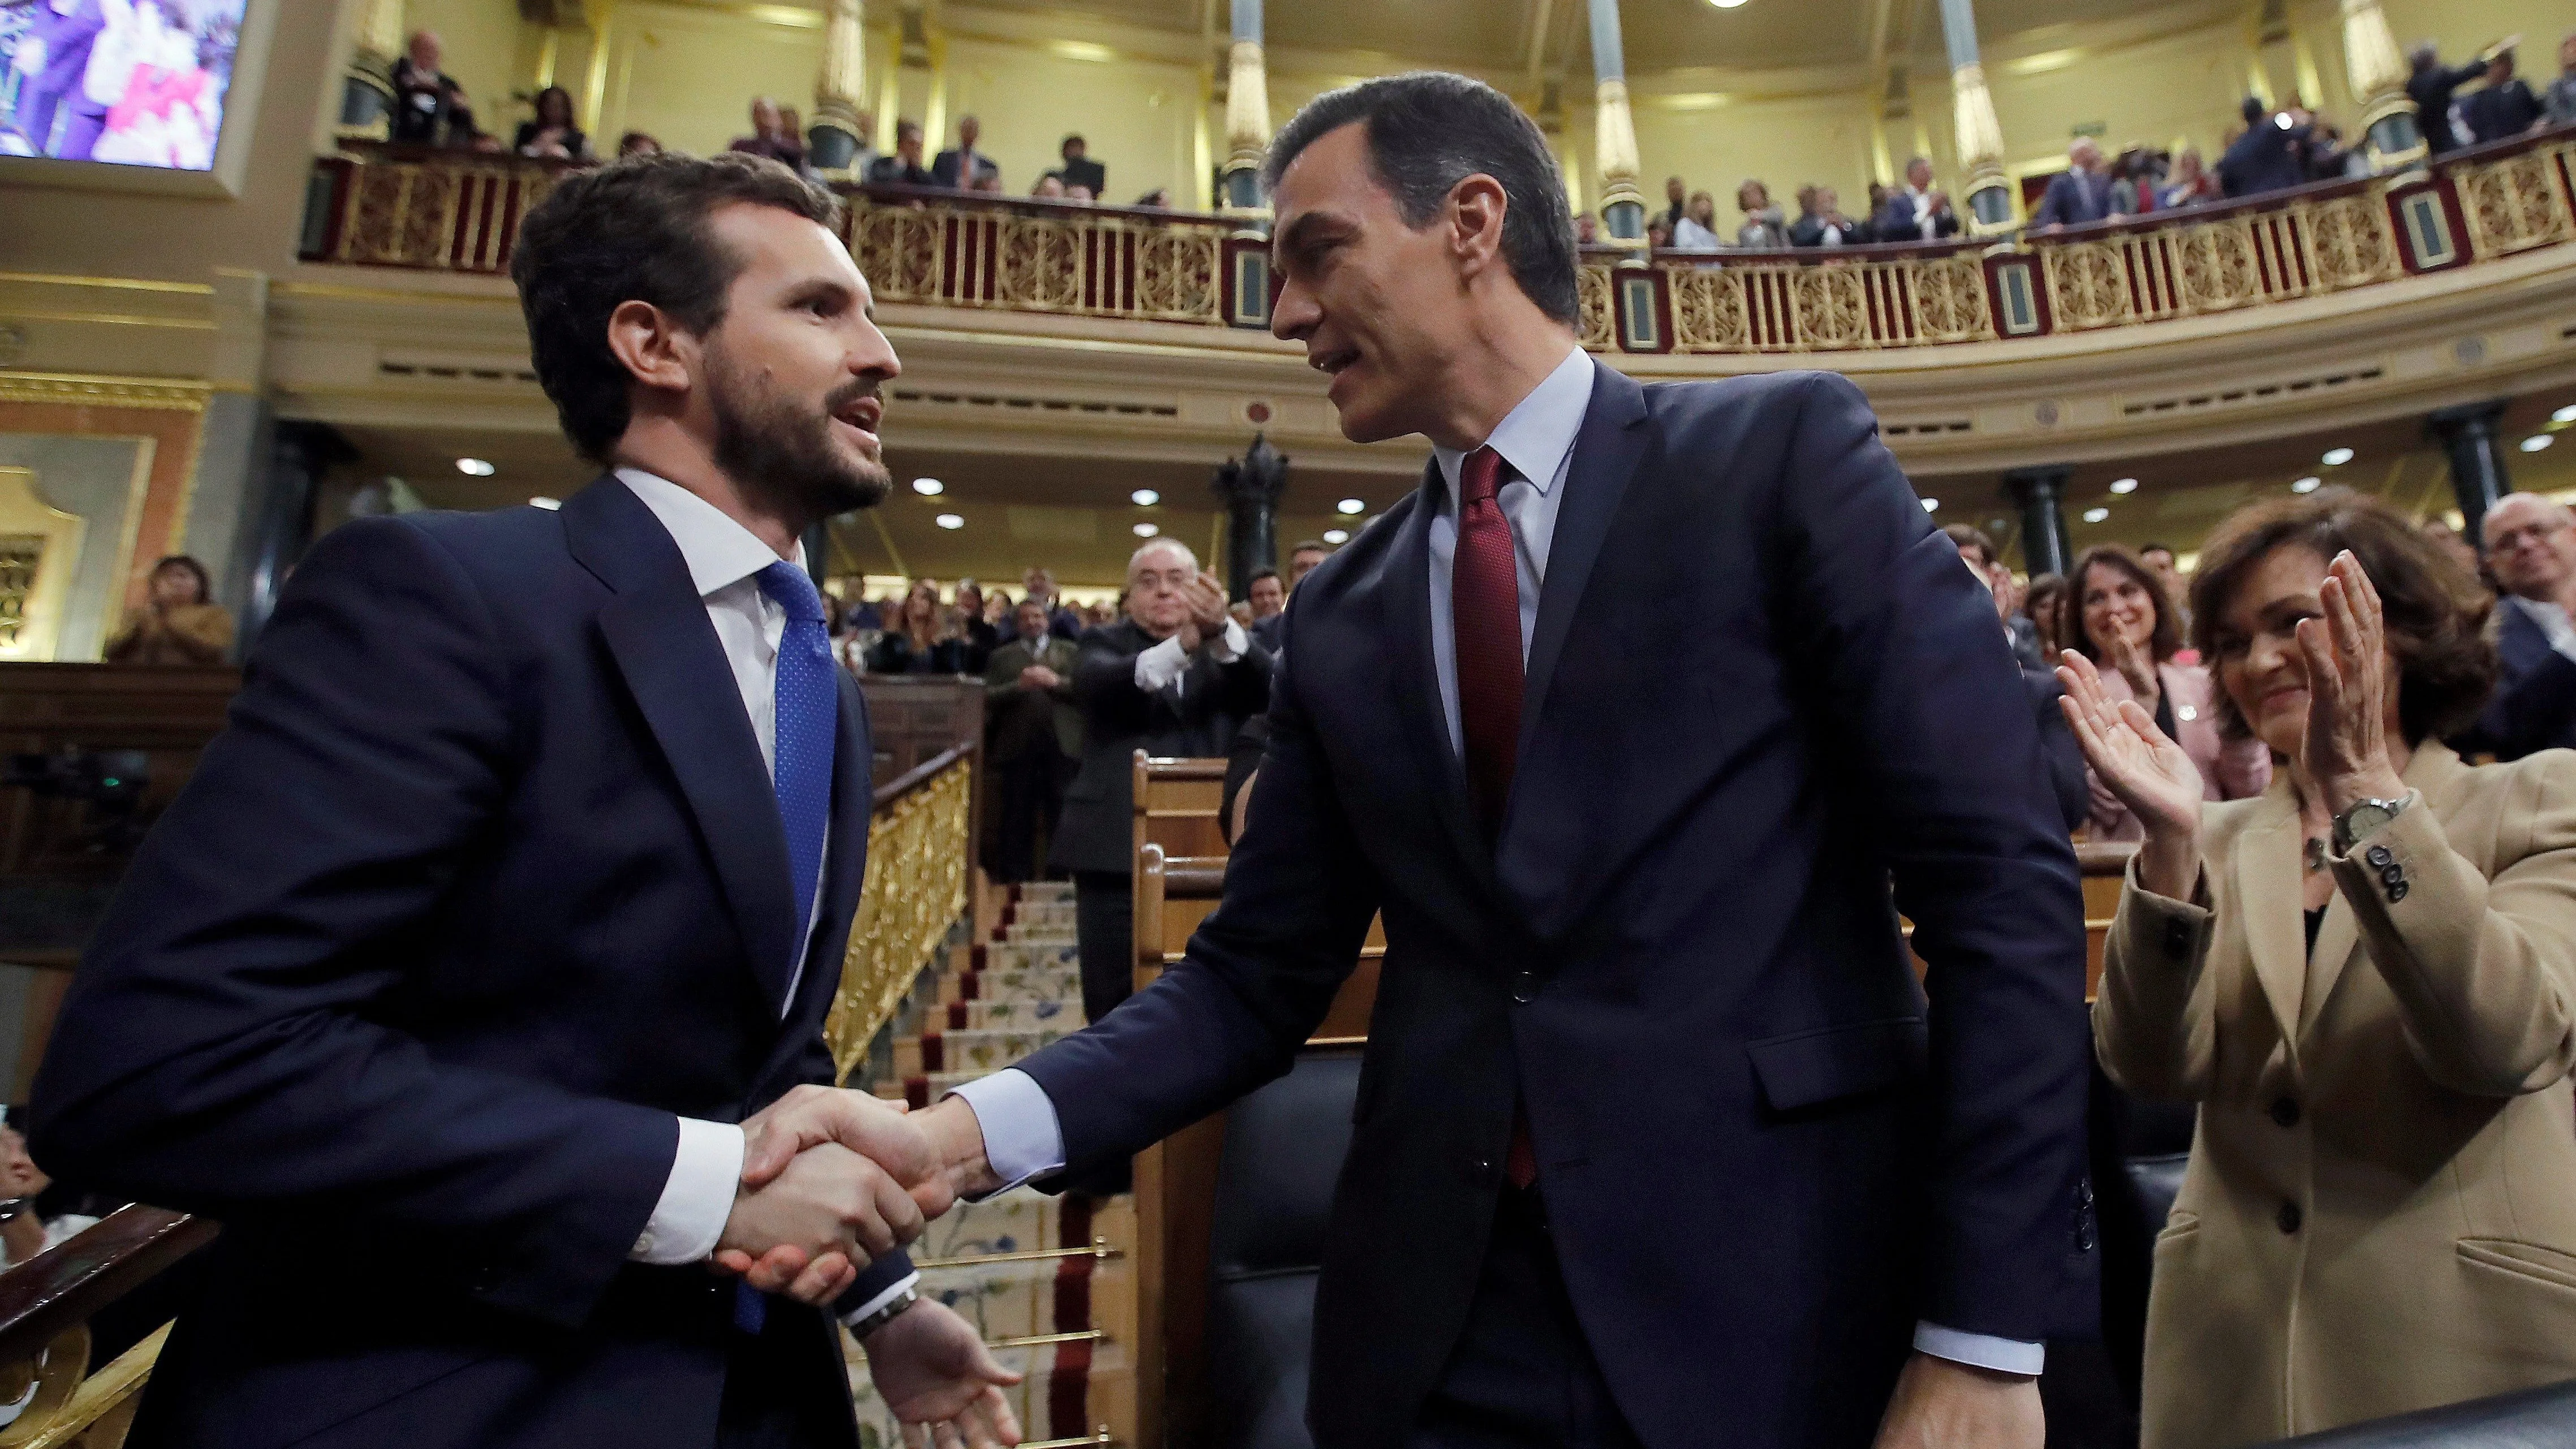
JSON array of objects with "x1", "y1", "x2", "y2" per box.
[{"x1": 2064, "y1": 488, "x2": 2576, "y2": 1448}]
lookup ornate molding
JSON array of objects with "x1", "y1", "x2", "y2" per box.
[{"x1": 0, "y1": 372, "x2": 212, "y2": 412}]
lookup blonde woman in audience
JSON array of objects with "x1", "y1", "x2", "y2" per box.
[
  {"x1": 865, "y1": 577, "x2": 967, "y2": 674},
  {"x1": 2072, "y1": 543, "x2": 2269, "y2": 838},
  {"x1": 2065, "y1": 489, "x2": 2576, "y2": 1447}
]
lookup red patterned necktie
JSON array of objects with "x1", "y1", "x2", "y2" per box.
[{"x1": 1452, "y1": 445, "x2": 1540, "y2": 1189}]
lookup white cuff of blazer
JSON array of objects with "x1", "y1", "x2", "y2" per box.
[
  {"x1": 1133, "y1": 619, "x2": 1247, "y2": 694},
  {"x1": 950, "y1": 1070, "x2": 2047, "y2": 1374}
]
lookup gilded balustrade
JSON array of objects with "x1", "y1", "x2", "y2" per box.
[
  {"x1": 823, "y1": 745, "x2": 975, "y2": 1083},
  {"x1": 0, "y1": 1206, "x2": 216, "y2": 1449}
]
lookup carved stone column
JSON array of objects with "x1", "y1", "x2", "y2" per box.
[
  {"x1": 1213, "y1": 434, "x2": 1289, "y2": 600},
  {"x1": 809, "y1": 0, "x2": 868, "y2": 174},
  {"x1": 2428, "y1": 401, "x2": 2514, "y2": 550},
  {"x1": 339, "y1": 0, "x2": 407, "y2": 133},
  {"x1": 1588, "y1": 0, "x2": 1645, "y2": 248},
  {"x1": 1220, "y1": 0, "x2": 1270, "y2": 210},
  {"x1": 1937, "y1": 0, "x2": 2014, "y2": 231},
  {"x1": 2340, "y1": 0, "x2": 2424, "y2": 168},
  {"x1": 2008, "y1": 467, "x2": 2074, "y2": 579}
]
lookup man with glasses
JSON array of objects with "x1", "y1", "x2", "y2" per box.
[{"x1": 2465, "y1": 493, "x2": 2576, "y2": 757}]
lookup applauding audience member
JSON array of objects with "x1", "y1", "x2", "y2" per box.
[
  {"x1": 2071, "y1": 544, "x2": 2269, "y2": 839},
  {"x1": 868, "y1": 579, "x2": 968, "y2": 675},
  {"x1": 1049, "y1": 133, "x2": 1105, "y2": 197},
  {"x1": 1789, "y1": 185, "x2": 1865, "y2": 246},
  {"x1": 984, "y1": 598, "x2": 1082, "y2": 884},
  {"x1": 2459, "y1": 493, "x2": 2576, "y2": 759},
  {"x1": 2074, "y1": 489, "x2": 2576, "y2": 1447},
  {"x1": 104, "y1": 555, "x2": 231, "y2": 665},
  {"x1": 512, "y1": 85, "x2": 587, "y2": 161},
  {"x1": 1873, "y1": 156, "x2": 1960, "y2": 240},
  {"x1": 1734, "y1": 179, "x2": 1789, "y2": 248},
  {"x1": 866, "y1": 119, "x2": 934, "y2": 186},
  {"x1": 2158, "y1": 147, "x2": 2222, "y2": 208},
  {"x1": 387, "y1": 29, "x2": 475, "y2": 148},
  {"x1": 2409, "y1": 42, "x2": 2495, "y2": 155},
  {"x1": 2465, "y1": 46, "x2": 2544, "y2": 143}
]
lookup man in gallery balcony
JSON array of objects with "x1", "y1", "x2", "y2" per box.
[
  {"x1": 884, "y1": 70, "x2": 2095, "y2": 1449},
  {"x1": 1873, "y1": 154, "x2": 1961, "y2": 241}
]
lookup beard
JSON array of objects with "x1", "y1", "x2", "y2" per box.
[{"x1": 704, "y1": 346, "x2": 892, "y2": 527}]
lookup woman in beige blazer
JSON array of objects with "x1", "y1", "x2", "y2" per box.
[
  {"x1": 2062, "y1": 489, "x2": 2576, "y2": 1448},
  {"x1": 2069, "y1": 544, "x2": 2271, "y2": 840}
]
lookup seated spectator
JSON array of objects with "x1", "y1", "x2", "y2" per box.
[
  {"x1": 2217, "y1": 94, "x2": 2312, "y2": 197},
  {"x1": 1873, "y1": 156, "x2": 1959, "y2": 240},
  {"x1": 2067, "y1": 543, "x2": 2268, "y2": 840},
  {"x1": 2458, "y1": 494, "x2": 2576, "y2": 759},
  {"x1": 932, "y1": 113, "x2": 994, "y2": 188},
  {"x1": 2157, "y1": 146, "x2": 2221, "y2": 208},
  {"x1": 387, "y1": 31, "x2": 475, "y2": 147},
  {"x1": 1734, "y1": 179, "x2": 1788, "y2": 248},
  {"x1": 866, "y1": 579, "x2": 968, "y2": 674},
  {"x1": 2408, "y1": 42, "x2": 2492, "y2": 154},
  {"x1": 2032, "y1": 137, "x2": 2126, "y2": 230},
  {"x1": 1788, "y1": 184, "x2": 1864, "y2": 246},
  {"x1": 1049, "y1": 133, "x2": 1105, "y2": 196},
  {"x1": 2110, "y1": 145, "x2": 2167, "y2": 212},
  {"x1": 865, "y1": 118, "x2": 933, "y2": 186},
  {"x1": 1670, "y1": 190, "x2": 1722, "y2": 250},
  {"x1": 727, "y1": 97, "x2": 804, "y2": 170},
  {"x1": 104, "y1": 555, "x2": 232, "y2": 665},
  {"x1": 0, "y1": 1124, "x2": 97, "y2": 1269},
  {"x1": 2548, "y1": 32, "x2": 2576, "y2": 128},
  {"x1": 2074, "y1": 488, "x2": 2576, "y2": 1447},
  {"x1": 512, "y1": 85, "x2": 587, "y2": 161},
  {"x1": 2465, "y1": 46, "x2": 2544, "y2": 143},
  {"x1": 1032, "y1": 174, "x2": 1066, "y2": 199},
  {"x1": 615, "y1": 130, "x2": 660, "y2": 158},
  {"x1": 1662, "y1": 175, "x2": 1688, "y2": 231}
]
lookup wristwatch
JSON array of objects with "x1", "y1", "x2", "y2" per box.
[
  {"x1": 2332, "y1": 793, "x2": 2412, "y2": 855},
  {"x1": 848, "y1": 1286, "x2": 919, "y2": 1340}
]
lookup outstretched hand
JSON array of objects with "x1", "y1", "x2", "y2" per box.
[{"x1": 866, "y1": 1297, "x2": 1024, "y2": 1448}]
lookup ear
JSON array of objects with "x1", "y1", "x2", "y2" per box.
[
  {"x1": 604, "y1": 298, "x2": 698, "y2": 399},
  {"x1": 1447, "y1": 172, "x2": 1510, "y2": 281}
]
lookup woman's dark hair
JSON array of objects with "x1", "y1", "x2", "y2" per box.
[
  {"x1": 2069, "y1": 544, "x2": 2183, "y2": 666},
  {"x1": 152, "y1": 555, "x2": 211, "y2": 605},
  {"x1": 1261, "y1": 72, "x2": 1578, "y2": 324},
  {"x1": 533, "y1": 85, "x2": 574, "y2": 128},
  {"x1": 509, "y1": 152, "x2": 841, "y2": 462},
  {"x1": 2023, "y1": 572, "x2": 2067, "y2": 656},
  {"x1": 2189, "y1": 488, "x2": 2496, "y2": 745}
]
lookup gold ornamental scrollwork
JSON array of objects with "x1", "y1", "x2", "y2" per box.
[
  {"x1": 1665, "y1": 265, "x2": 1750, "y2": 351},
  {"x1": 1907, "y1": 256, "x2": 1997, "y2": 343},
  {"x1": 1130, "y1": 229, "x2": 1221, "y2": 322},
  {"x1": 2453, "y1": 144, "x2": 2576, "y2": 258},
  {"x1": 2041, "y1": 242, "x2": 2134, "y2": 331},
  {"x1": 1575, "y1": 264, "x2": 1614, "y2": 351},
  {"x1": 824, "y1": 754, "x2": 973, "y2": 1083}
]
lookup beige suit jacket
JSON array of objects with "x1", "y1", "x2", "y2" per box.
[{"x1": 2097, "y1": 740, "x2": 2576, "y2": 1448}]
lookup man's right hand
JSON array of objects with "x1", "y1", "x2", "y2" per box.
[
  {"x1": 1018, "y1": 664, "x2": 1061, "y2": 691},
  {"x1": 716, "y1": 1140, "x2": 923, "y2": 1280},
  {"x1": 1183, "y1": 570, "x2": 1231, "y2": 636}
]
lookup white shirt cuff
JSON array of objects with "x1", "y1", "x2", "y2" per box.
[
  {"x1": 840, "y1": 1269, "x2": 923, "y2": 1331},
  {"x1": 1207, "y1": 618, "x2": 1247, "y2": 663},
  {"x1": 1913, "y1": 1322, "x2": 2045, "y2": 1376},
  {"x1": 944, "y1": 1068, "x2": 1066, "y2": 1194},
  {"x1": 632, "y1": 1117, "x2": 744, "y2": 1265},
  {"x1": 1132, "y1": 632, "x2": 1191, "y2": 693}
]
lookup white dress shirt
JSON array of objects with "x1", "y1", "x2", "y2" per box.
[
  {"x1": 1134, "y1": 618, "x2": 1250, "y2": 694},
  {"x1": 615, "y1": 468, "x2": 916, "y2": 1323},
  {"x1": 947, "y1": 356, "x2": 2040, "y2": 1373}
]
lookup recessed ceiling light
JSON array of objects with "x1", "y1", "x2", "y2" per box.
[
  {"x1": 1130, "y1": 489, "x2": 1160, "y2": 507},
  {"x1": 1323, "y1": 528, "x2": 1350, "y2": 544},
  {"x1": 1709, "y1": 0, "x2": 1750, "y2": 8},
  {"x1": 528, "y1": 495, "x2": 561, "y2": 510},
  {"x1": 1920, "y1": 497, "x2": 1939, "y2": 512},
  {"x1": 912, "y1": 478, "x2": 944, "y2": 495},
  {"x1": 2555, "y1": 404, "x2": 2576, "y2": 425},
  {"x1": 2291, "y1": 476, "x2": 2322, "y2": 493},
  {"x1": 1336, "y1": 498, "x2": 1365, "y2": 515},
  {"x1": 456, "y1": 458, "x2": 495, "y2": 476},
  {"x1": 935, "y1": 513, "x2": 964, "y2": 529},
  {"x1": 1133, "y1": 522, "x2": 1160, "y2": 537},
  {"x1": 2109, "y1": 477, "x2": 2139, "y2": 494},
  {"x1": 2524, "y1": 435, "x2": 2556, "y2": 453},
  {"x1": 2321, "y1": 447, "x2": 2354, "y2": 466},
  {"x1": 2082, "y1": 507, "x2": 2110, "y2": 523}
]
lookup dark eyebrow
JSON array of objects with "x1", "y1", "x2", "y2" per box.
[
  {"x1": 785, "y1": 277, "x2": 856, "y2": 312},
  {"x1": 1272, "y1": 210, "x2": 1346, "y2": 268}
]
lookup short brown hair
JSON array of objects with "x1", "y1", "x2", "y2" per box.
[
  {"x1": 1941, "y1": 523, "x2": 1998, "y2": 569},
  {"x1": 2189, "y1": 488, "x2": 2496, "y2": 745},
  {"x1": 511, "y1": 151, "x2": 843, "y2": 461},
  {"x1": 2069, "y1": 545, "x2": 2183, "y2": 666}
]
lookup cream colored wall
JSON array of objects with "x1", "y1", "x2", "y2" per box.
[
  {"x1": 943, "y1": 41, "x2": 1201, "y2": 204},
  {"x1": 2383, "y1": 0, "x2": 2573, "y2": 72},
  {"x1": 404, "y1": 0, "x2": 527, "y2": 132},
  {"x1": 1985, "y1": 21, "x2": 2251, "y2": 173},
  {"x1": 1630, "y1": 93, "x2": 1878, "y2": 228},
  {"x1": 597, "y1": 3, "x2": 823, "y2": 159}
]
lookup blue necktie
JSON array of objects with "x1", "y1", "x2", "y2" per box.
[{"x1": 738, "y1": 562, "x2": 837, "y2": 1336}]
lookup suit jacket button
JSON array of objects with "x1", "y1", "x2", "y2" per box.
[
  {"x1": 2365, "y1": 845, "x2": 2394, "y2": 868},
  {"x1": 2277, "y1": 1201, "x2": 2303, "y2": 1235},
  {"x1": 2389, "y1": 881, "x2": 2410, "y2": 903},
  {"x1": 2269, "y1": 1096, "x2": 2300, "y2": 1128}
]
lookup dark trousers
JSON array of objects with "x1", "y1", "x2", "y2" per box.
[
  {"x1": 991, "y1": 747, "x2": 1071, "y2": 884},
  {"x1": 1069, "y1": 870, "x2": 1134, "y2": 1196},
  {"x1": 716, "y1": 1300, "x2": 851, "y2": 1449},
  {"x1": 1410, "y1": 1187, "x2": 1644, "y2": 1449}
]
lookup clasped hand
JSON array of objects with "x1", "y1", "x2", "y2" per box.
[{"x1": 711, "y1": 1085, "x2": 956, "y2": 1304}]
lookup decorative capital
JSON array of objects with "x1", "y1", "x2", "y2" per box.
[
  {"x1": 1225, "y1": 38, "x2": 1271, "y2": 169},
  {"x1": 1593, "y1": 78, "x2": 1641, "y2": 191}
]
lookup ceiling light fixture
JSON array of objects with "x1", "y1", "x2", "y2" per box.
[
  {"x1": 2556, "y1": 404, "x2": 2576, "y2": 425},
  {"x1": 1323, "y1": 528, "x2": 1350, "y2": 544},
  {"x1": 1130, "y1": 489, "x2": 1160, "y2": 507},
  {"x1": 456, "y1": 458, "x2": 495, "y2": 476},
  {"x1": 528, "y1": 496, "x2": 561, "y2": 510},
  {"x1": 1708, "y1": 0, "x2": 1750, "y2": 8},
  {"x1": 2109, "y1": 477, "x2": 2139, "y2": 494},
  {"x1": 2321, "y1": 447, "x2": 2355, "y2": 465},
  {"x1": 2525, "y1": 435, "x2": 2557, "y2": 453},
  {"x1": 1133, "y1": 522, "x2": 1159, "y2": 537},
  {"x1": 912, "y1": 478, "x2": 944, "y2": 496},
  {"x1": 935, "y1": 513, "x2": 964, "y2": 529},
  {"x1": 2291, "y1": 476, "x2": 2322, "y2": 493},
  {"x1": 1336, "y1": 498, "x2": 1365, "y2": 515},
  {"x1": 2082, "y1": 507, "x2": 2110, "y2": 523}
]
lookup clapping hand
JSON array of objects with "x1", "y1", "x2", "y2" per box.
[
  {"x1": 866, "y1": 1297, "x2": 1024, "y2": 1448},
  {"x1": 2057, "y1": 649, "x2": 2204, "y2": 899},
  {"x1": 2301, "y1": 550, "x2": 2407, "y2": 814}
]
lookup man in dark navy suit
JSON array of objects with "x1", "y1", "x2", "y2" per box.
[
  {"x1": 887, "y1": 74, "x2": 2096, "y2": 1449},
  {"x1": 2461, "y1": 493, "x2": 2576, "y2": 759},
  {"x1": 2217, "y1": 96, "x2": 2315, "y2": 198},
  {"x1": 31, "y1": 153, "x2": 1016, "y2": 1449}
]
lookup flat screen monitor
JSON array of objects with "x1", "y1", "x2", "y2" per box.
[{"x1": 1, "y1": 0, "x2": 247, "y2": 172}]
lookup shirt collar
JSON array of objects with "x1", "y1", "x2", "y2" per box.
[
  {"x1": 1430, "y1": 346, "x2": 1594, "y2": 503},
  {"x1": 615, "y1": 467, "x2": 804, "y2": 600}
]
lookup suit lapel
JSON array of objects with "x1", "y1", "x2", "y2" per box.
[
  {"x1": 1517, "y1": 364, "x2": 1651, "y2": 765},
  {"x1": 2233, "y1": 788, "x2": 2308, "y2": 1059},
  {"x1": 569, "y1": 477, "x2": 800, "y2": 1010},
  {"x1": 1388, "y1": 471, "x2": 1503, "y2": 895}
]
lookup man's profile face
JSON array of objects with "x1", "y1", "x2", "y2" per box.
[
  {"x1": 1128, "y1": 543, "x2": 1197, "y2": 635},
  {"x1": 695, "y1": 202, "x2": 900, "y2": 521},
  {"x1": 1289, "y1": 546, "x2": 1328, "y2": 588},
  {"x1": 1249, "y1": 573, "x2": 1285, "y2": 618},
  {"x1": 1269, "y1": 122, "x2": 1477, "y2": 444}
]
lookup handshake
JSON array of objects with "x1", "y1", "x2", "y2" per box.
[{"x1": 711, "y1": 1085, "x2": 992, "y2": 1303}]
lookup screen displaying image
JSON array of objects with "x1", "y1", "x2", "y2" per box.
[{"x1": 1, "y1": 0, "x2": 245, "y2": 171}]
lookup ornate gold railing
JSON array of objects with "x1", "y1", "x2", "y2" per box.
[
  {"x1": 0, "y1": 1205, "x2": 216, "y2": 1449},
  {"x1": 302, "y1": 126, "x2": 2576, "y2": 353},
  {"x1": 823, "y1": 742, "x2": 976, "y2": 1082}
]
